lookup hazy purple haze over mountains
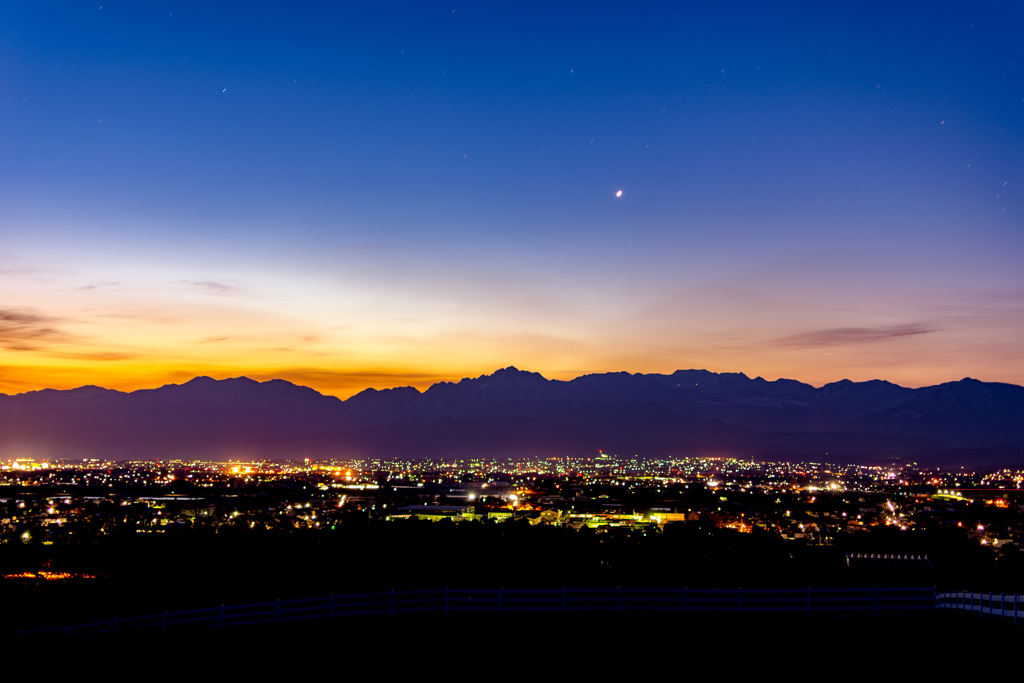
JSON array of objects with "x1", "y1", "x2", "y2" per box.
[{"x1": 1, "y1": 368, "x2": 1023, "y2": 466}]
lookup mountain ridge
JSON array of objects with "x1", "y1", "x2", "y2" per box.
[{"x1": 1, "y1": 368, "x2": 1022, "y2": 465}]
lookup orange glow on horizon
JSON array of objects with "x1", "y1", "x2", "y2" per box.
[
  {"x1": 2, "y1": 252, "x2": 1022, "y2": 396},
  {"x1": 2, "y1": 355, "x2": 1022, "y2": 399}
]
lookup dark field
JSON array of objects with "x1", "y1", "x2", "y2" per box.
[
  {"x1": 2, "y1": 610, "x2": 1018, "y2": 677},
  {"x1": 3, "y1": 518, "x2": 1022, "y2": 637}
]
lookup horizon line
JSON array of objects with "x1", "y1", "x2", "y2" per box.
[{"x1": 0, "y1": 366, "x2": 995, "y2": 399}]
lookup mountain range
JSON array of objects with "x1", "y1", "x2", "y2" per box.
[{"x1": 2, "y1": 367, "x2": 1023, "y2": 467}]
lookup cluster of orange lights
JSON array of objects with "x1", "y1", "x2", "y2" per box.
[
  {"x1": 2, "y1": 571, "x2": 100, "y2": 581},
  {"x1": 1, "y1": 459, "x2": 49, "y2": 472}
]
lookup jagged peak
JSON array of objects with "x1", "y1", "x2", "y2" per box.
[
  {"x1": 491, "y1": 366, "x2": 548, "y2": 380},
  {"x1": 821, "y1": 378, "x2": 900, "y2": 389},
  {"x1": 348, "y1": 385, "x2": 421, "y2": 400},
  {"x1": 9, "y1": 384, "x2": 123, "y2": 399},
  {"x1": 223, "y1": 376, "x2": 261, "y2": 385},
  {"x1": 377, "y1": 385, "x2": 421, "y2": 395},
  {"x1": 263, "y1": 378, "x2": 300, "y2": 387},
  {"x1": 182, "y1": 376, "x2": 217, "y2": 385},
  {"x1": 439, "y1": 367, "x2": 550, "y2": 386}
]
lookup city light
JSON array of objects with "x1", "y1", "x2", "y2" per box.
[{"x1": 0, "y1": 454, "x2": 1018, "y2": 550}]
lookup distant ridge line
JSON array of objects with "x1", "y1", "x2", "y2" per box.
[{"x1": 1, "y1": 368, "x2": 1022, "y2": 464}]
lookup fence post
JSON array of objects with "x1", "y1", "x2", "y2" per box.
[
  {"x1": 617, "y1": 586, "x2": 622, "y2": 615},
  {"x1": 683, "y1": 587, "x2": 687, "y2": 612},
  {"x1": 330, "y1": 594, "x2": 335, "y2": 619},
  {"x1": 389, "y1": 590, "x2": 394, "y2": 618},
  {"x1": 807, "y1": 587, "x2": 812, "y2": 617},
  {"x1": 737, "y1": 587, "x2": 742, "y2": 613},
  {"x1": 219, "y1": 605, "x2": 225, "y2": 628},
  {"x1": 872, "y1": 586, "x2": 877, "y2": 616},
  {"x1": 562, "y1": 587, "x2": 567, "y2": 614},
  {"x1": 498, "y1": 587, "x2": 503, "y2": 616},
  {"x1": 1015, "y1": 594, "x2": 1020, "y2": 626},
  {"x1": 445, "y1": 587, "x2": 450, "y2": 617},
  {"x1": 1001, "y1": 593, "x2": 1006, "y2": 621},
  {"x1": 162, "y1": 611, "x2": 167, "y2": 630},
  {"x1": 276, "y1": 599, "x2": 281, "y2": 623}
]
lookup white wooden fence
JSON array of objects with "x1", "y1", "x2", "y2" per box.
[{"x1": 936, "y1": 591, "x2": 1022, "y2": 625}]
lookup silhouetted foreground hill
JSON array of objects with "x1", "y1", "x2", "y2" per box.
[{"x1": 1, "y1": 368, "x2": 1023, "y2": 465}]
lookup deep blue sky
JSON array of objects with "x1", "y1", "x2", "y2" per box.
[{"x1": 1, "y1": 1, "x2": 1023, "y2": 395}]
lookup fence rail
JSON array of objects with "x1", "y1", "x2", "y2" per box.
[
  {"x1": 19, "y1": 586, "x2": 936, "y2": 638},
  {"x1": 936, "y1": 591, "x2": 1022, "y2": 625}
]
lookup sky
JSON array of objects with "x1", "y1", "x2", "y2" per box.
[{"x1": 1, "y1": 1, "x2": 1023, "y2": 397}]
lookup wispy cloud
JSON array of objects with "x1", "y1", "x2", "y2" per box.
[
  {"x1": 0, "y1": 308, "x2": 137, "y2": 359},
  {"x1": 0, "y1": 268, "x2": 49, "y2": 275},
  {"x1": 775, "y1": 324, "x2": 936, "y2": 348},
  {"x1": 180, "y1": 280, "x2": 238, "y2": 295},
  {"x1": 78, "y1": 281, "x2": 121, "y2": 291},
  {"x1": 52, "y1": 351, "x2": 138, "y2": 361},
  {"x1": 0, "y1": 309, "x2": 78, "y2": 351},
  {"x1": 257, "y1": 334, "x2": 322, "y2": 353}
]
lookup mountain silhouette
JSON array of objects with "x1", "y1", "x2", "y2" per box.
[{"x1": 1, "y1": 367, "x2": 1023, "y2": 465}]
